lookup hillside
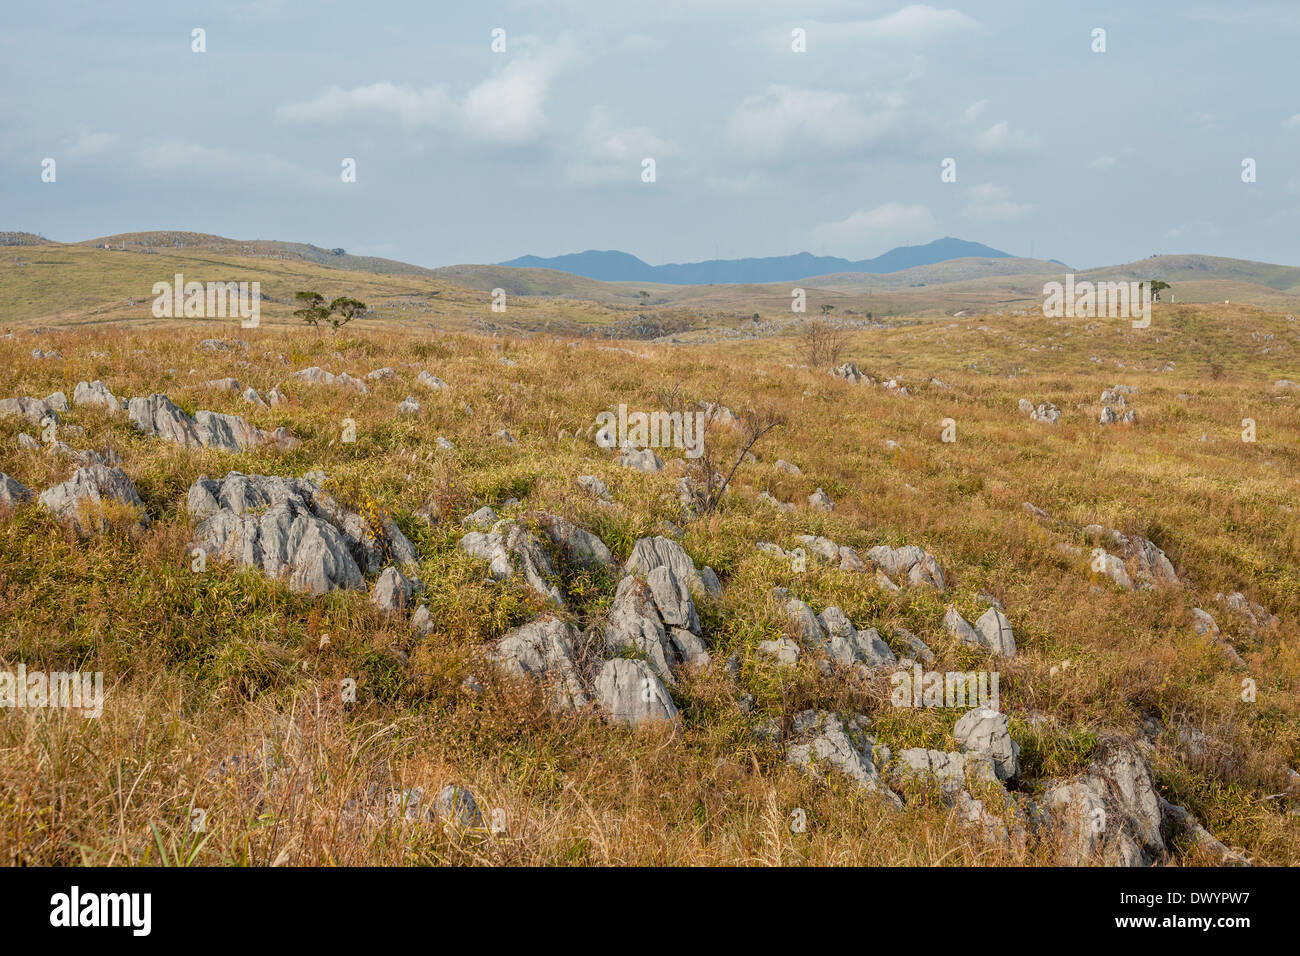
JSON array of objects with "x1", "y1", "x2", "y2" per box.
[{"x1": 0, "y1": 301, "x2": 1297, "y2": 865}]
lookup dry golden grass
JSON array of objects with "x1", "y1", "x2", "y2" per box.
[{"x1": 0, "y1": 302, "x2": 1297, "y2": 866}]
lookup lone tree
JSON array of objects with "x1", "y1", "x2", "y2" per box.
[
  {"x1": 819, "y1": 304, "x2": 836, "y2": 317},
  {"x1": 1146, "y1": 279, "x2": 1171, "y2": 302},
  {"x1": 294, "y1": 291, "x2": 368, "y2": 332},
  {"x1": 638, "y1": 290, "x2": 651, "y2": 308}
]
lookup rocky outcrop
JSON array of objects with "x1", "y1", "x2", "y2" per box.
[
  {"x1": 869, "y1": 544, "x2": 945, "y2": 589},
  {"x1": 459, "y1": 520, "x2": 564, "y2": 606},
  {"x1": 39, "y1": 464, "x2": 148, "y2": 535},
  {"x1": 188, "y1": 472, "x2": 417, "y2": 595},
  {"x1": 0, "y1": 473, "x2": 34, "y2": 508},
  {"x1": 129, "y1": 393, "x2": 298, "y2": 453},
  {"x1": 784, "y1": 710, "x2": 900, "y2": 806}
]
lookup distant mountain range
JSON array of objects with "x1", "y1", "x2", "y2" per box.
[{"x1": 500, "y1": 237, "x2": 1012, "y2": 285}]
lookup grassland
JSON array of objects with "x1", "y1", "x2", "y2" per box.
[{"x1": 0, "y1": 265, "x2": 1296, "y2": 865}]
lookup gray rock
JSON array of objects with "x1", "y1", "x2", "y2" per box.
[
  {"x1": 491, "y1": 616, "x2": 588, "y2": 710},
  {"x1": 786, "y1": 710, "x2": 900, "y2": 806},
  {"x1": 16, "y1": 433, "x2": 40, "y2": 451},
  {"x1": 595, "y1": 658, "x2": 678, "y2": 726},
  {"x1": 459, "y1": 521, "x2": 563, "y2": 606},
  {"x1": 699, "y1": 566, "x2": 721, "y2": 595},
  {"x1": 372, "y1": 566, "x2": 415, "y2": 613},
  {"x1": 893, "y1": 627, "x2": 934, "y2": 664},
  {"x1": 617, "y1": 447, "x2": 663, "y2": 472},
  {"x1": 577, "y1": 474, "x2": 609, "y2": 499},
  {"x1": 536, "y1": 512, "x2": 615, "y2": 569},
  {"x1": 0, "y1": 396, "x2": 60, "y2": 426},
  {"x1": 1042, "y1": 739, "x2": 1165, "y2": 866},
  {"x1": 417, "y1": 371, "x2": 447, "y2": 390},
  {"x1": 646, "y1": 565, "x2": 700, "y2": 632},
  {"x1": 436, "y1": 785, "x2": 483, "y2": 829},
  {"x1": 944, "y1": 606, "x2": 981, "y2": 646},
  {"x1": 773, "y1": 459, "x2": 801, "y2": 475},
  {"x1": 366, "y1": 367, "x2": 395, "y2": 381},
  {"x1": 73, "y1": 380, "x2": 121, "y2": 412},
  {"x1": 38, "y1": 464, "x2": 147, "y2": 535},
  {"x1": 625, "y1": 535, "x2": 705, "y2": 594},
  {"x1": 953, "y1": 708, "x2": 1019, "y2": 781},
  {"x1": 0, "y1": 473, "x2": 35, "y2": 508},
  {"x1": 410, "y1": 604, "x2": 433, "y2": 638},
  {"x1": 462, "y1": 506, "x2": 499, "y2": 529},
  {"x1": 187, "y1": 473, "x2": 370, "y2": 595},
  {"x1": 807, "y1": 488, "x2": 834, "y2": 512},
  {"x1": 396, "y1": 396, "x2": 421, "y2": 415},
  {"x1": 973, "y1": 606, "x2": 1017, "y2": 658},
  {"x1": 868, "y1": 544, "x2": 945, "y2": 589},
  {"x1": 756, "y1": 637, "x2": 800, "y2": 664}
]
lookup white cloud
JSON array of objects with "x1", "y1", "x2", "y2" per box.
[
  {"x1": 1283, "y1": 113, "x2": 1300, "y2": 129},
  {"x1": 1091, "y1": 155, "x2": 1117, "y2": 170},
  {"x1": 726, "y1": 85, "x2": 900, "y2": 155},
  {"x1": 276, "y1": 82, "x2": 454, "y2": 128},
  {"x1": 810, "y1": 203, "x2": 936, "y2": 253},
  {"x1": 462, "y1": 46, "x2": 573, "y2": 145},
  {"x1": 803, "y1": 5, "x2": 979, "y2": 44},
  {"x1": 276, "y1": 41, "x2": 574, "y2": 145},
  {"x1": 566, "y1": 107, "x2": 678, "y2": 184},
  {"x1": 67, "y1": 128, "x2": 119, "y2": 157},
  {"x1": 962, "y1": 99, "x2": 989, "y2": 123},
  {"x1": 973, "y1": 119, "x2": 1038, "y2": 152},
  {"x1": 962, "y1": 183, "x2": 1032, "y2": 221}
]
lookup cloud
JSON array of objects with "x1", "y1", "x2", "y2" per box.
[
  {"x1": 973, "y1": 119, "x2": 1038, "y2": 152},
  {"x1": 276, "y1": 82, "x2": 454, "y2": 128},
  {"x1": 962, "y1": 183, "x2": 1032, "y2": 221},
  {"x1": 67, "y1": 128, "x2": 119, "y2": 157},
  {"x1": 962, "y1": 99, "x2": 989, "y2": 123},
  {"x1": 1283, "y1": 113, "x2": 1300, "y2": 129},
  {"x1": 810, "y1": 203, "x2": 936, "y2": 253},
  {"x1": 276, "y1": 42, "x2": 574, "y2": 145},
  {"x1": 1091, "y1": 155, "x2": 1117, "y2": 170},
  {"x1": 803, "y1": 5, "x2": 979, "y2": 44},
  {"x1": 462, "y1": 46, "x2": 573, "y2": 145},
  {"x1": 726, "y1": 85, "x2": 900, "y2": 155},
  {"x1": 566, "y1": 106, "x2": 679, "y2": 184}
]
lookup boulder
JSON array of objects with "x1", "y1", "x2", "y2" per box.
[
  {"x1": 491, "y1": 616, "x2": 588, "y2": 710},
  {"x1": 0, "y1": 473, "x2": 35, "y2": 508},
  {"x1": 73, "y1": 380, "x2": 121, "y2": 412},
  {"x1": 973, "y1": 606, "x2": 1017, "y2": 658},
  {"x1": 372, "y1": 566, "x2": 415, "y2": 613},
  {"x1": 953, "y1": 708, "x2": 1020, "y2": 781},
  {"x1": 38, "y1": 464, "x2": 147, "y2": 535},
  {"x1": 595, "y1": 658, "x2": 678, "y2": 726}
]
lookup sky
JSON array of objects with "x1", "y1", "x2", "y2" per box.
[{"x1": 3, "y1": 0, "x2": 1300, "y2": 270}]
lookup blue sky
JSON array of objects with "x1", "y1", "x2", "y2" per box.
[{"x1": 3, "y1": 0, "x2": 1299, "y2": 269}]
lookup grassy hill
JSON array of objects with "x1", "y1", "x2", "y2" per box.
[{"x1": 0, "y1": 298, "x2": 1297, "y2": 864}]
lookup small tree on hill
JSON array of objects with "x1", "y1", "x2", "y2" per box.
[
  {"x1": 1146, "y1": 280, "x2": 1171, "y2": 302},
  {"x1": 295, "y1": 291, "x2": 368, "y2": 332}
]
